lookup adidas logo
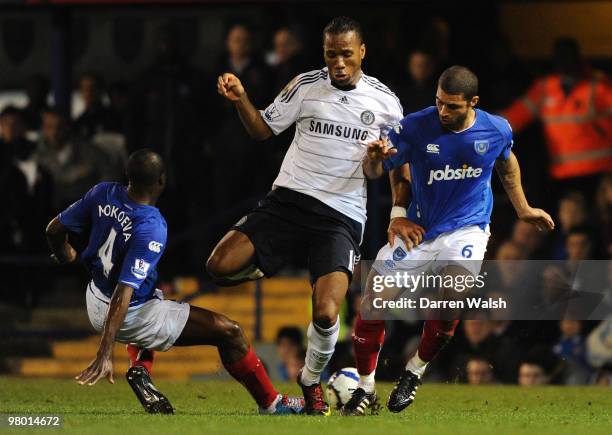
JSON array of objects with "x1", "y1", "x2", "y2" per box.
[{"x1": 339, "y1": 96, "x2": 349, "y2": 104}]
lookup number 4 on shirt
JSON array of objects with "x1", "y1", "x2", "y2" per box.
[{"x1": 98, "y1": 228, "x2": 117, "y2": 277}]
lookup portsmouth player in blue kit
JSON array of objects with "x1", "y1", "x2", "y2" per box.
[
  {"x1": 45, "y1": 149, "x2": 304, "y2": 415},
  {"x1": 342, "y1": 66, "x2": 555, "y2": 415}
]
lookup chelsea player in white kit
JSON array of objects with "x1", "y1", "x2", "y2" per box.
[
  {"x1": 342, "y1": 66, "x2": 555, "y2": 416},
  {"x1": 211, "y1": 16, "x2": 403, "y2": 415},
  {"x1": 45, "y1": 150, "x2": 304, "y2": 415}
]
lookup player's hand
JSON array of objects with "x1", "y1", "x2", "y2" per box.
[
  {"x1": 217, "y1": 73, "x2": 245, "y2": 102},
  {"x1": 388, "y1": 217, "x2": 425, "y2": 250},
  {"x1": 51, "y1": 244, "x2": 77, "y2": 265},
  {"x1": 75, "y1": 353, "x2": 114, "y2": 386},
  {"x1": 518, "y1": 206, "x2": 555, "y2": 232},
  {"x1": 366, "y1": 139, "x2": 397, "y2": 162}
]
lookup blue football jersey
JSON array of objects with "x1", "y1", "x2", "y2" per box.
[
  {"x1": 384, "y1": 107, "x2": 513, "y2": 241},
  {"x1": 59, "y1": 182, "x2": 167, "y2": 306}
]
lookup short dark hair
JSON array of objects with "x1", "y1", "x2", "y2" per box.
[
  {"x1": 567, "y1": 225, "x2": 595, "y2": 242},
  {"x1": 466, "y1": 356, "x2": 491, "y2": 365},
  {"x1": 323, "y1": 16, "x2": 363, "y2": 44},
  {"x1": 438, "y1": 65, "x2": 479, "y2": 100},
  {"x1": 554, "y1": 37, "x2": 581, "y2": 61},
  {"x1": 42, "y1": 107, "x2": 70, "y2": 130},
  {"x1": 126, "y1": 149, "x2": 165, "y2": 188},
  {"x1": 80, "y1": 71, "x2": 104, "y2": 88},
  {"x1": 0, "y1": 105, "x2": 23, "y2": 119},
  {"x1": 224, "y1": 20, "x2": 252, "y2": 39},
  {"x1": 43, "y1": 107, "x2": 65, "y2": 119},
  {"x1": 275, "y1": 326, "x2": 303, "y2": 346},
  {"x1": 559, "y1": 190, "x2": 586, "y2": 206},
  {"x1": 521, "y1": 346, "x2": 558, "y2": 375}
]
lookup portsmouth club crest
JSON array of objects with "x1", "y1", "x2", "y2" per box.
[
  {"x1": 360, "y1": 110, "x2": 375, "y2": 125},
  {"x1": 392, "y1": 246, "x2": 407, "y2": 261},
  {"x1": 474, "y1": 140, "x2": 489, "y2": 155}
]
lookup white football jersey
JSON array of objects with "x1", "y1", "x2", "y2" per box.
[{"x1": 260, "y1": 67, "x2": 403, "y2": 226}]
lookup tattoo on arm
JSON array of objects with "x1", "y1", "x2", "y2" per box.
[
  {"x1": 495, "y1": 158, "x2": 517, "y2": 188},
  {"x1": 495, "y1": 151, "x2": 528, "y2": 214}
]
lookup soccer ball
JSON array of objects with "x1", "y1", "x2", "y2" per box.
[{"x1": 326, "y1": 367, "x2": 359, "y2": 409}]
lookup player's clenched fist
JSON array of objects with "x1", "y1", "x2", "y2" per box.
[
  {"x1": 366, "y1": 139, "x2": 397, "y2": 162},
  {"x1": 217, "y1": 73, "x2": 245, "y2": 102},
  {"x1": 388, "y1": 217, "x2": 425, "y2": 250}
]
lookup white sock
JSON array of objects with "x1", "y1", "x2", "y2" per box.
[
  {"x1": 357, "y1": 371, "x2": 376, "y2": 393},
  {"x1": 405, "y1": 351, "x2": 428, "y2": 378},
  {"x1": 301, "y1": 317, "x2": 340, "y2": 386}
]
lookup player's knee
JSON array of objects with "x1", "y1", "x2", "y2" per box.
[
  {"x1": 312, "y1": 303, "x2": 340, "y2": 329},
  {"x1": 206, "y1": 252, "x2": 232, "y2": 278},
  {"x1": 217, "y1": 316, "x2": 245, "y2": 346}
]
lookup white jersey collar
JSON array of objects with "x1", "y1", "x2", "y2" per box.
[{"x1": 449, "y1": 109, "x2": 477, "y2": 134}]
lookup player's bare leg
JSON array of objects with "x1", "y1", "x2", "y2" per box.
[
  {"x1": 206, "y1": 230, "x2": 263, "y2": 285},
  {"x1": 175, "y1": 305, "x2": 304, "y2": 414},
  {"x1": 342, "y1": 268, "x2": 389, "y2": 416},
  {"x1": 344, "y1": 267, "x2": 406, "y2": 416},
  {"x1": 298, "y1": 271, "x2": 348, "y2": 416},
  {"x1": 388, "y1": 265, "x2": 468, "y2": 413}
]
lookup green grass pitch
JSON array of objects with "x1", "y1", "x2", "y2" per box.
[{"x1": 1, "y1": 378, "x2": 611, "y2": 434}]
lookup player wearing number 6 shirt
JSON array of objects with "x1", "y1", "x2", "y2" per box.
[
  {"x1": 209, "y1": 16, "x2": 403, "y2": 415},
  {"x1": 341, "y1": 66, "x2": 556, "y2": 416},
  {"x1": 45, "y1": 149, "x2": 304, "y2": 415}
]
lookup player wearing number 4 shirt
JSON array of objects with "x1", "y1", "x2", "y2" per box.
[
  {"x1": 209, "y1": 16, "x2": 403, "y2": 415},
  {"x1": 341, "y1": 66, "x2": 556, "y2": 416},
  {"x1": 45, "y1": 149, "x2": 304, "y2": 416}
]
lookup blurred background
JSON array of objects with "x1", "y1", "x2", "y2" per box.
[{"x1": 0, "y1": 0, "x2": 611, "y2": 386}]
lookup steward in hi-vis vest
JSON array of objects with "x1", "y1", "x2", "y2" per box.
[{"x1": 502, "y1": 38, "x2": 612, "y2": 180}]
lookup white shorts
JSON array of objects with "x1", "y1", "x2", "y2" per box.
[
  {"x1": 86, "y1": 281, "x2": 190, "y2": 351},
  {"x1": 372, "y1": 225, "x2": 490, "y2": 278}
]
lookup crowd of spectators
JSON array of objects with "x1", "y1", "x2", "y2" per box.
[
  {"x1": 1, "y1": 19, "x2": 610, "y2": 258},
  {"x1": 0, "y1": 16, "x2": 610, "y2": 384},
  {"x1": 0, "y1": 22, "x2": 317, "y2": 272}
]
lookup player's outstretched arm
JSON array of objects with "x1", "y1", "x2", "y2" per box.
[
  {"x1": 217, "y1": 72, "x2": 272, "y2": 141},
  {"x1": 45, "y1": 216, "x2": 77, "y2": 264},
  {"x1": 75, "y1": 284, "x2": 134, "y2": 386},
  {"x1": 363, "y1": 139, "x2": 397, "y2": 179},
  {"x1": 494, "y1": 151, "x2": 555, "y2": 231}
]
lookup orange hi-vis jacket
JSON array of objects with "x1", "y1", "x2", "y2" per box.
[{"x1": 502, "y1": 70, "x2": 612, "y2": 179}]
